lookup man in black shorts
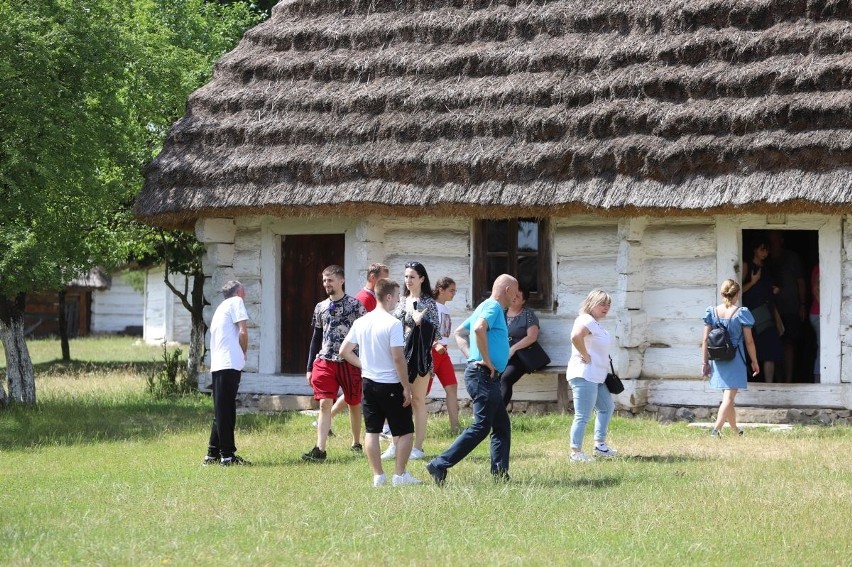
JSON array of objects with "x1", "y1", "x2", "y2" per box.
[{"x1": 340, "y1": 279, "x2": 421, "y2": 487}]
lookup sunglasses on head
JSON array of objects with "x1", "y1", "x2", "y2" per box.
[{"x1": 405, "y1": 261, "x2": 422, "y2": 269}]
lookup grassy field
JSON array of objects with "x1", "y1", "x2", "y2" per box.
[{"x1": 1, "y1": 337, "x2": 851, "y2": 565}]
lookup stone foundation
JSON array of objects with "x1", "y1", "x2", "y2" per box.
[{"x1": 234, "y1": 393, "x2": 851, "y2": 425}]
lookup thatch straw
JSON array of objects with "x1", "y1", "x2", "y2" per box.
[{"x1": 136, "y1": 0, "x2": 852, "y2": 229}]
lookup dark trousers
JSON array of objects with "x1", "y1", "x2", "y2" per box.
[
  {"x1": 208, "y1": 369, "x2": 242, "y2": 458},
  {"x1": 500, "y1": 355, "x2": 528, "y2": 406},
  {"x1": 431, "y1": 363, "x2": 511, "y2": 475}
]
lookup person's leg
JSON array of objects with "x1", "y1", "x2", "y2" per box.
[
  {"x1": 429, "y1": 364, "x2": 492, "y2": 470},
  {"x1": 394, "y1": 433, "x2": 414, "y2": 476},
  {"x1": 338, "y1": 362, "x2": 363, "y2": 447},
  {"x1": 433, "y1": 349, "x2": 460, "y2": 432},
  {"x1": 592, "y1": 382, "x2": 614, "y2": 446},
  {"x1": 330, "y1": 394, "x2": 348, "y2": 418},
  {"x1": 444, "y1": 384, "x2": 460, "y2": 433},
  {"x1": 348, "y1": 403, "x2": 362, "y2": 447},
  {"x1": 713, "y1": 389, "x2": 738, "y2": 433},
  {"x1": 316, "y1": 397, "x2": 334, "y2": 451},
  {"x1": 410, "y1": 373, "x2": 430, "y2": 451},
  {"x1": 207, "y1": 370, "x2": 223, "y2": 458},
  {"x1": 569, "y1": 378, "x2": 596, "y2": 454},
  {"x1": 724, "y1": 389, "x2": 740, "y2": 433},
  {"x1": 489, "y1": 377, "x2": 512, "y2": 475},
  {"x1": 810, "y1": 313, "x2": 820, "y2": 381},
  {"x1": 763, "y1": 360, "x2": 775, "y2": 383},
  {"x1": 500, "y1": 359, "x2": 526, "y2": 406},
  {"x1": 365, "y1": 432, "x2": 383, "y2": 475}
]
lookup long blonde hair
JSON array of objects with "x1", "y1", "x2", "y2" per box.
[
  {"x1": 720, "y1": 279, "x2": 740, "y2": 307},
  {"x1": 579, "y1": 289, "x2": 612, "y2": 315}
]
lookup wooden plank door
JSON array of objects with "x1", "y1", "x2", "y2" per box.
[{"x1": 280, "y1": 234, "x2": 345, "y2": 373}]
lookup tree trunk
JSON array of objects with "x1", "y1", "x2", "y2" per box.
[
  {"x1": 58, "y1": 290, "x2": 71, "y2": 362},
  {"x1": 0, "y1": 294, "x2": 36, "y2": 405},
  {"x1": 186, "y1": 272, "x2": 206, "y2": 389}
]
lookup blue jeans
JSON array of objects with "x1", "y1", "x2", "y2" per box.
[
  {"x1": 431, "y1": 363, "x2": 511, "y2": 475},
  {"x1": 569, "y1": 378, "x2": 613, "y2": 450}
]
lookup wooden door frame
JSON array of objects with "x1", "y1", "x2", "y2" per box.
[{"x1": 259, "y1": 217, "x2": 356, "y2": 375}]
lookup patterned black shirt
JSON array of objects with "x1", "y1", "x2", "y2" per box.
[{"x1": 311, "y1": 294, "x2": 366, "y2": 363}]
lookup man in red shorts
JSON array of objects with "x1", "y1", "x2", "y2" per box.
[{"x1": 303, "y1": 265, "x2": 366, "y2": 462}]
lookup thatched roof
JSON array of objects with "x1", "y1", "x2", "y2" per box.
[{"x1": 136, "y1": 0, "x2": 852, "y2": 229}]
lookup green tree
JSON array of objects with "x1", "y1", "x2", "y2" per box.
[{"x1": 0, "y1": 0, "x2": 264, "y2": 405}]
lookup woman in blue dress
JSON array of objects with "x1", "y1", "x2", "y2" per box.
[{"x1": 702, "y1": 279, "x2": 760, "y2": 437}]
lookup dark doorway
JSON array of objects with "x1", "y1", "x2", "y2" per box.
[
  {"x1": 741, "y1": 229, "x2": 819, "y2": 383},
  {"x1": 280, "y1": 234, "x2": 345, "y2": 373}
]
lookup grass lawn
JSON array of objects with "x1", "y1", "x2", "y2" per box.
[{"x1": 1, "y1": 338, "x2": 851, "y2": 565}]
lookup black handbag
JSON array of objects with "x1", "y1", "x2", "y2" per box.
[
  {"x1": 750, "y1": 303, "x2": 774, "y2": 335},
  {"x1": 605, "y1": 356, "x2": 625, "y2": 394},
  {"x1": 514, "y1": 341, "x2": 551, "y2": 371}
]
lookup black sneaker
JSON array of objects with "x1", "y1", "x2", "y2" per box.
[
  {"x1": 425, "y1": 461, "x2": 447, "y2": 487},
  {"x1": 351, "y1": 442, "x2": 363, "y2": 453},
  {"x1": 220, "y1": 455, "x2": 252, "y2": 466},
  {"x1": 202, "y1": 456, "x2": 218, "y2": 466},
  {"x1": 302, "y1": 446, "x2": 327, "y2": 462}
]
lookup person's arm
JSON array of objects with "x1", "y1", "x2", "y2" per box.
[
  {"x1": 743, "y1": 327, "x2": 760, "y2": 376},
  {"x1": 571, "y1": 325, "x2": 591, "y2": 365},
  {"x1": 509, "y1": 325, "x2": 539, "y2": 358},
  {"x1": 454, "y1": 319, "x2": 471, "y2": 358},
  {"x1": 339, "y1": 339, "x2": 361, "y2": 369},
  {"x1": 391, "y1": 346, "x2": 412, "y2": 407},
  {"x1": 701, "y1": 324, "x2": 711, "y2": 377},
  {"x1": 237, "y1": 320, "x2": 248, "y2": 356},
  {"x1": 797, "y1": 275, "x2": 807, "y2": 321},
  {"x1": 741, "y1": 262, "x2": 759, "y2": 294},
  {"x1": 472, "y1": 317, "x2": 494, "y2": 376},
  {"x1": 306, "y1": 326, "x2": 322, "y2": 383}
]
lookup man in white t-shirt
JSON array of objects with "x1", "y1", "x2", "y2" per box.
[
  {"x1": 204, "y1": 280, "x2": 250, "y2": 466},
  {"x1": 340, "y1": 279, "x2": 421, "y2": 487}
]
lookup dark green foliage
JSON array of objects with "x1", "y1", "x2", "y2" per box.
[{"x1": 146, "y1": 344, "x2": 192, "y2": 398}]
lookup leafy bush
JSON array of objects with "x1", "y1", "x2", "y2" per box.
[{"x1": 146, "y1": 344, "x2": 192, "y2": 398}]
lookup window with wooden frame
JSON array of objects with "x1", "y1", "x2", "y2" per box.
[{"x1": 472, "y1": 218, "x2": 552, "y2": 310}]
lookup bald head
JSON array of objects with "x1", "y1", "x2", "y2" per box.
[{"x1": 491, "y1": 274, "x2": 519, "y2": 308}]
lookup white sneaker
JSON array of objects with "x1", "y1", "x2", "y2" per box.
[
  {"x1": 594, "y1": 443, "x2": 618, "y2": 458},
  {"x1": 380, "y1": 444, "x2": 396, "y2": 461},
  {"x1": 570, "y1": 451, "x2": 595, "y2": 463},
  {"x1": 380, "y1": 423, "x2": 392, "y2": 440},
  {"x1": 409, "y1": 447, "x2": 426, "y2": 460},
  {"x1": 373, "y1": 473, "x2": 386, "y2": 487},
  {"x1": 392, "y1": 471, "x2": 422, "y2": 486}
]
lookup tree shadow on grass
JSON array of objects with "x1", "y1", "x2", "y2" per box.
[
  {"x1": 528, "y1": 476, "x2": 622, "y2": 489},
  {"x1": 621, "y1": 454, "x2": 708, "y2": 464},
  {"x1": 0, "y1": 397, "x2": 295, "y2": 450}
]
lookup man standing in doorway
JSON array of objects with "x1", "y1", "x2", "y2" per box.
[
  {"x1": 340, "y1": 278, "x2": 421, "y2": 487},
  {"x1": 304, "y1": 265, "x2": 367, "y2": 461},
  {"x1": 426, "y1": 274, "x2": 519, "y2": 485},
  {"x1": 767, "y1": 230, "x2": 807, "y2": 382},
  {"x1": 204, "y1": 280, "x2": 250, "y2": 466}
]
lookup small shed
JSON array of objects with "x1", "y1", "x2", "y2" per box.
[{"x1": 135, "y1": 0, "x2": 852, "y2": 414}]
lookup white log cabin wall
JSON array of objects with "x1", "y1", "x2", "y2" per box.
[{"x1": 194, "y1": 213, "x2": 851, "y2": 409}]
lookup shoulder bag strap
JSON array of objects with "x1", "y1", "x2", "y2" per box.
[{"x1": 608, "y1": 355, "x2": 616, "y2": 375}]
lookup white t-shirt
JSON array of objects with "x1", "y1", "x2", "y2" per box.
[
  {"x1": 435, "y1": 302, "x2": 452, "y2": 346},
  {"x1": 209, "y1": 296, "x2": 249, "y2": 372},
  {"x1": 343, "y1": 309, "x2": 405, "y2": 383},
  {"x1": 565, "y1": 313, "x2": 611, "y2": 383}
]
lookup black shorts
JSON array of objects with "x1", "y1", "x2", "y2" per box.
[{"x1": 362, "y1": 379, "x2": 414, "y2": 436}]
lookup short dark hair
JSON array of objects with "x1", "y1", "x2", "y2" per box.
[
  {"x1": 375, "y1": 278, "x2": 399, "y2": 300},
  {"x1": 367, "y1": 263, "x2": 389, "y2": 278},
  {"x1": 322, "y1": 265, "x2": 345, "y2": 278}
]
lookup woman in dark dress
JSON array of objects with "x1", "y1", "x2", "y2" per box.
[{"x1": 741, "y1": 234, "x2": 784, "y2": 382}]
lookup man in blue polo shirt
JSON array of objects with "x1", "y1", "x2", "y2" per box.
[{"x1": 426, "y1": 274, "x2": 518, "y2": 485}]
